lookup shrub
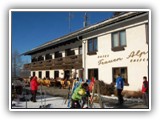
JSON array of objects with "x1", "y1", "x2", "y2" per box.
[{"x1": 94, "y1": 80, "x2": 115, "y2": 96}]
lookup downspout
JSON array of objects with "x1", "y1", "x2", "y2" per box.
[{"x1": 77, "y1": 36, "x2": 86, "y2": 81}]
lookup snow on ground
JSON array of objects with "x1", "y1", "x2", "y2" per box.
[
  {"x1": 12, "y1": 95, "x2": 68, "y2": 108},
  {"x1": 11, "y1": 94, "x2": 144, "y2": 109},
  {"x1": 11, "y1": 94, "x2": 102, "y2": 109},
  {"x1": 101, "y1": 94, "x2": 143, "y2": 103}
]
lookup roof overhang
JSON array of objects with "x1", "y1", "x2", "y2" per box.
[{"x1": 22, "y1": 12, "x2": 148, "y2": 56}]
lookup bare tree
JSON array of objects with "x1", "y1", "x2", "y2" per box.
[{"x1": 12, "y1": 49, "x2": 23, "y2": 78}]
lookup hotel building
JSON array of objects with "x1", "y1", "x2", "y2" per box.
[{"x1": 23, "y1": 11, "x2": 149, "y2": 91}]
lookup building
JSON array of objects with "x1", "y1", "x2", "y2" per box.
[{"x1": 23, "y1": 11, "x2": 149, "y2": 91}]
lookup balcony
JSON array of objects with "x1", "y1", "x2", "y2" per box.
[{"x1": 23, "y1": 55, "x2": 82, "y2": 70}]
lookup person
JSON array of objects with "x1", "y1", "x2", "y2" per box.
[
  {"x1": 141, "y1": 76, "x2": 149, "y2": 106},
  {"x1": 81, "y1": 88, "x2": 91, "y2": 108},
  {"x1": 116, "y1": 74, "x2": 124, "y2": 105},
  {"x1": 30, "y1": 76, "x2": 39, "y2": 102},
  {"x1": 71, "y1": 82, "x2": 89, "y2": 108}
]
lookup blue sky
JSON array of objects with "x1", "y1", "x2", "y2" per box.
[{"x1": 12, "y1": 11, "x2": 113, "y2": 63}]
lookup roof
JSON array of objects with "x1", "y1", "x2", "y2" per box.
[{"x1": 22, "y1": 11, "x2": 148, "y2": 55}]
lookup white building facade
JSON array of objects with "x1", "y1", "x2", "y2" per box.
[{"x1": 82, "y1": 12, "x2": 149, "y2": 91}]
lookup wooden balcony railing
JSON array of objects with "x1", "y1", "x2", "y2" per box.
[{"x1": 23, "y1": 55, "x2": 82, "y2": 70}]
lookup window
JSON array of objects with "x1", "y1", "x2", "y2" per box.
[
  {"x1": 32, "y1": 57, "x2": 38, "y2": 62},
  {"x1": 112, "y1": 30, "x2": 126, "y2": 51},
  {"x1": 39, "y1": 71, "x2": 42, "y2": 78},
  {"x1": 88, "y1": 68, "x2": 98, "y2": 80},
  {"x1": 38, "y1": 56, "x2": 44, "y2": 61},
  {"x1": 54, "y1": 71, "x2": 59, "y2": 79},
  {"x1": 33, "y1": 71, "x2": 35, "y2": 77},
  {"x1": 145, "y1": 23, "x2": 149, "y2": 44},
  {"x1": 88, "y1": 37, "x2": 97, "y2": 55},
  {"x1": 55, "y1": 51, "x2": 62, "y2": 58},
  {"x1": 65, "y1": 48, "x2": 75, "y2": 56},
  {"x1": 46, "y1": 71, "x2": 50, "y2": 79},
  {"x1": 45, "y1": 54, "x2": 52, "y2": 60},
  {"x1": 64, "y1": 70, "x2": 70, "y2": 80},
  {"x1": 112, "y1": 67, "x2": 128, "y2": 85}
]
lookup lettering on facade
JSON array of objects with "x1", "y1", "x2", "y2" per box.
[
  {"x1": 98, "y1": 50, "x2": 148, "y2": 65},
  {"x1": 127, "y1": 50, "x2": 148, "y2": 63},
  {"x1": 98, "y1": 58, "x2": 123, "y2": 65},
  {"x1": 126, "y1": 50, "x2": 148, "y2": 59},
  {"x1": 98, "y1": 54, "x2": 109, "y2": 58}
]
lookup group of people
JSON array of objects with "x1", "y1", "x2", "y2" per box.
[
  {"x1": 115, "y1": 74, "x2": 149, "y2": 106},
  {"x1": 29, "y1": 75, "x2": 91, "y2": 107},
  {"x1": 28, "y1": 74, "x2": 149, "y2": 107}
]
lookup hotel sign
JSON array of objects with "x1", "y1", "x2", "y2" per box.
[{"x1": 98, "y1": 50, "x2": 148, "y2": 65}]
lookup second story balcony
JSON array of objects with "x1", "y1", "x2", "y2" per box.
[{"x1": 23, "y1": 54, "x2": 82, "y2": 71}]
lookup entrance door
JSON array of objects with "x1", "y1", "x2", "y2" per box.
[
  {"x1": 46, "y1": 71, "x2": 50, "y2": 79},
  {"x1": 64, "y1": 70, "x2": 70, "y2": 80},
  {"x1": 39, "y1": 71, "x2": 42, "y2": 79},
  {"x1": 54, "y1": 71, "x2": 59, "y2": 79}
]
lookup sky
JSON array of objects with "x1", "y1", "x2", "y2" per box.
[{"x1": 11, "y1": 11, "x2": 114, "y2": 63}]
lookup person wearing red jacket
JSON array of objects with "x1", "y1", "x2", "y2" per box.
[
  {"x1": 30, "y1": 76, "x2": 39, "y2": 102},
  {"x1": 142, "y1": 76, "x2": 149, "y2": 106}
]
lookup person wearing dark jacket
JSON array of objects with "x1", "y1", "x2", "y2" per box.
[
  {"x1": 116, "y1": 74, "x2": 124, "y2": 105},
  {"x1": 30, "y1": 76, "x2": 39, "y2": 102}
]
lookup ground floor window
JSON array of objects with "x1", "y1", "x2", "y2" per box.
[
  {"x1": 46, "y1": 71, "x2": 50, "y2": 79},
  {"x1": 33, "y1": 71, "x2": 35, "y2": 77},
  {"x1": 54, "y1": 71, "x2": 59, "y2": 79},
  {"x1": 112, "y1": 67, "x2": 128, "y2": 85},
  {"x1": 88, "y1": 68, "x2": 98, "y2": 80},
  {"x1": 39, "y1": 71, "x2": 42, "y2": 79}
]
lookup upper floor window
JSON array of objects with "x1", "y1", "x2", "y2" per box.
[
  {"x1": 112, "y1": 30, "x2": 126, "y2": 51},
  {"x1": 65, "y1": 48, "x2": 75, "y2": 56},
  {"x1": 38, "y1": 56, "x2": 44, "y2": 61},
  {"x1": 31, "y1": 57, "x2": 38, "y2": 62},
  {"x1": 88, "y1": 37, "x2": 97, "y2": 55},
  {"x1": 55, "y1": 51, "x2": 62, "y2": 58},
  {"x1": 45, "y1": 54, "x2": 52, "y2": 60}
]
